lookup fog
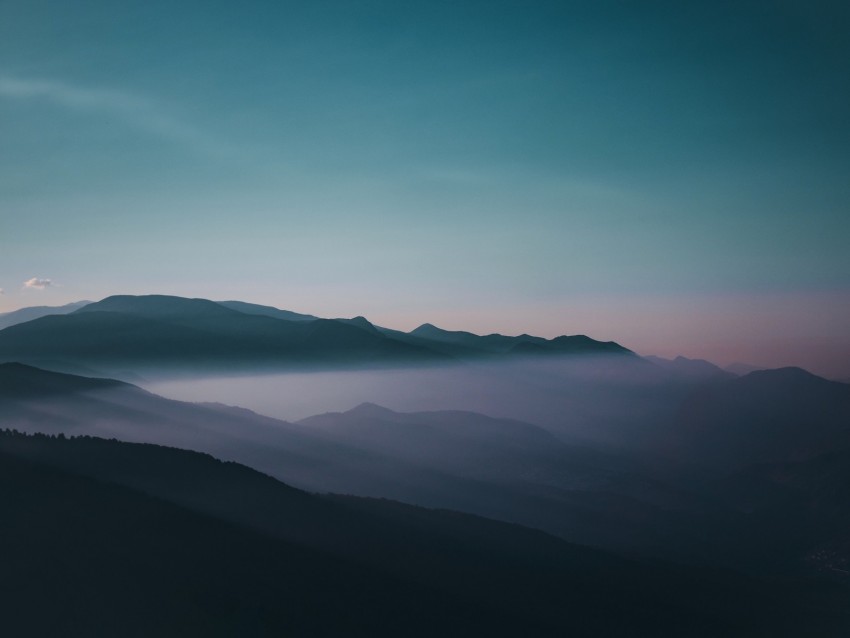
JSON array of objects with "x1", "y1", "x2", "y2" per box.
[
  {"x1": 5, "y1": 356, "x2": 848, "y2": 578},
  {"x1": 143, "y1": 355, "x2": 685, "y2": 446},
  {"x1": 2, "y1": 355, "x2": 710, "y2": 560}
]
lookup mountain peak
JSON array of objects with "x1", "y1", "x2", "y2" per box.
[
  {"x1": 77, "y1": 295, "x2": 240, "y2": 318},
  {"x1": 347, "y1": 402, "x2": 397, "y2": 417},
  {"x1": 336, "y1": 316, "x2": 381, "y2": 334},
  {"x1": 741, "y1": 366, "x2": 822, "y2": 384},
  {"x1": 411, "y1": 322, "x2": 442, "y2": 334}
]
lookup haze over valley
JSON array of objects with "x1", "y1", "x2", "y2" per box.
[{"x1": 1, "y1": 297, "x2": 849, "y2": 590}]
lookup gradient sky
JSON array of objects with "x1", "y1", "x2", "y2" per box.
[{"x1": 1, "y1": 1, "x2": 849, "y2": 376}]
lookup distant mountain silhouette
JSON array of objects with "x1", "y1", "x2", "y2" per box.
[
  {"x1": 0, "y1": 361, "x2": 125, "y2": 398},
  {"x1": 300, "y1": 402, "x2": 605, "y2": 483},
  {"x1": 724, "y1": 361, "x2": 769, "y2": 376},
  {"x1": 3, "y1": 362, "x2": 850, "y2": 629},
  {"x1": 0, "y1": 300, "x2": 91, "y2": 330},
  {"x1": 645, "y1": 355, "x2": 734, "y2": 381},
  {"x1": 334, "y1": 315, "x2": 384, "y2": 334},
  {"x1": 407, "y1": 322, "x2": 633, "y2": 357},
  {"x1": 0, "y1": 363, "x2": 667, "y2": 551},
  {"x1": 0, "y1": 362, "x2": 366, "y2": 484},
  {"x1": 0, "y1": 362, "x2": 812, "y2": 572},
  {"x1": 0, "y1": 294, "x2": 442, "y2": 372},
  {"x1": 0, "y1": 363, "x2": 748, "y2": 562},
  {"x1": 0, "y1": 294, "x2": 635, "y2": 373},
  {"x1": 77, "y1": 294, "x2": 238, "y2": 319},
  {"x1": 216, "y1": 299, "x2": 318, "y2": 321},
  {"x1": 666, "y1": 367, "x2": 850, "y2": 470},
  {"x1": 0, "y1": 428, "x2": 837, "y2": 638}
]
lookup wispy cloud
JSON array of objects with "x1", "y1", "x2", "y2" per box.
[
  {"x1": 23, "y1": 277, "x2": 53, "y2": 290},
  {"x1": 0, "y1": 76, "x2": 223, "y2": 155}
]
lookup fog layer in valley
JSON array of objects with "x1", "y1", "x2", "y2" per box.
[
  {"x1": 3, "y1": 353, "x2": 850, "y2": 632},
  {"x1": 143, "y1": 355, "x2": 680, "y2": 448}
]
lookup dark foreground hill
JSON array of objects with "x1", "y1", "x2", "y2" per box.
[
  {"x1": 0, "y1": 444, "x2": 502, "y2": 638},
  {"x1": 0, "y1": 429, "x2": 845, "y2": 637}
]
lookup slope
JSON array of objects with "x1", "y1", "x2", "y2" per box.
[{"x1": 1, "y1": 429, "x2": 840, "y2": 637}]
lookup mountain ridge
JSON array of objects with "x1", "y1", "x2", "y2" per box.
[
  {"x1": 0, "y1": 300, "x2": 92, "y2": 330},
  {"x1": 0, "y1": 294, "x2": 635, "y2": 374}
]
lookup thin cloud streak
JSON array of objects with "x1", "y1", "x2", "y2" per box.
[{"x1": 0, "y1": 76, "x2": 225, "y2": 156}]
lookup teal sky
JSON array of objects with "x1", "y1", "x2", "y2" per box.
[{"x1": 1, "y1": 1, "x2": 849, "y2": 376}]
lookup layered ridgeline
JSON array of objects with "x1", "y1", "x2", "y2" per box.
[
  {"x1": 0, "y1": 427, "x2": 843, "y2": 638},
  {"x1": 0, "y1": 362, "x2": 683, "y2": 559},
  {"x1": 3, "y1": 361, "x2": 850, "y2": 586},
  {"x1": 0, "y1": 294, "x2": 633, "y2": 375},
  {"x1": 663, "y1": 367, "x2": 850, "y2": 470},
  {"x1": 0, "y1": 300, "x2": 91, "y2": 330}
]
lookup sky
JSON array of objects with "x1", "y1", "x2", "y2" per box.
[{"x1": 1, "y1": 0, "x2": 849, "y2": 377}]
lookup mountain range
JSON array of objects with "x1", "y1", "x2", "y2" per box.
[
  {"x1": 0, "y1": 362, "x2": 676, "y2": 555},
  {"x1": 0, "y1": 294, "x2": 633, "y2": 375},
  {"x1": 664, "y1": 366, "x2": 850, "y2": 470},
  {"x1": 0, "y1": 299, "x2": 91, "y2": 330},
  {"x1": 1, "y1": 295, "x2": 849, "y2": 634},
  {"x1": 3, "y1": 361, "x2": 849, "y2": 581}
]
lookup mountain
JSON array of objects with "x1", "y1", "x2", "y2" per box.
[
  {"x1": 0, "y1": 300, "x2": 91, "y2": 330},
  {"x1": 0, "y1": 436, "x2": 532, "y2": 638},
  {"x1": 0, "y1": 363, "x2": 669, "y2": 548},
  {"x1": 0, "y1": 363, "x2": 741, "y2": 560},
  {"x1": 0, "y1": 294, "x2": 443, "y2": 373},
  {"x1": 0, "y1": 428, "x2": 842, "y2": 637},
  {"x1": 334, "y1": 315, "x2": 384, "y2": 334},
  {"x1": 0, "y1": 362, "x2": 805, "y2": 570},
  {"x1": 77, "y1": 294, "x2": 239, "y2": 320},
  {"x1": 0, "y1": 361, "x2": 125, "y2": 398},
  {"x1": 2, "y1": 362, "x2": 850, "y2": 626},
  {"x1": 665, "y1": 368, "x2": 850, "y2": 470},
  {"x1": 725, "y1": 361, "x2": 769, "y2": 376},
  {"x1": 299, "y1": 402, "x2": 615, "y2": 486},
  {"x1": 215, "y1": 299, "x2": 318, "y2": 321},
  {"x1": 406, "y1": 322, "x2": 634, "y2": 357},
  {"x1": 0, "y1": 362, "x2": 378, "y2": 488},
  {"x1": 0, "y1": 294, "x2": 637, "y2": 374},
  {"x1": 645, "y1": 355, "x2": 734, "y2": 381}
]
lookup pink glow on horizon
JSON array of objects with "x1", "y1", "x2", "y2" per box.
[
  {"x1": 2, "y1": 288, "x2": 848, "y2": 380},
  {"x1": 363, "y1": 290, "x2": 850, "y2": 380}
]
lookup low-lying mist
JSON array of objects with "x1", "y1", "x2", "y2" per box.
[
  {"x1": 4, "y1": 358, "x2": 849, "y2": 579},
  {"x1": 143, "y1": 355, "x2": 681, "y2": 445}
]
